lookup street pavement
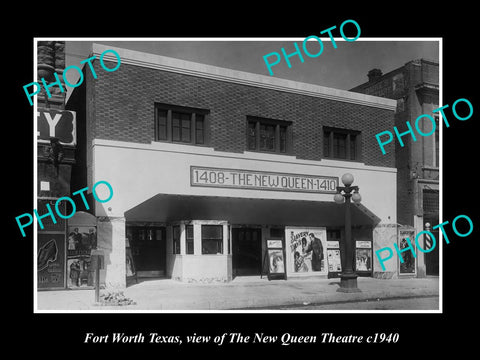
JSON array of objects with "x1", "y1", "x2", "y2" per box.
[
  {"x1": 274, "y1": 295, "x2": 439, "y2": 310},
  {"x1": 36, "y1": 275, "x2": 440, "y2": 312}
]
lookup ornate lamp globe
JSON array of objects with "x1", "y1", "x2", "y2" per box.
[
  {"x1": 334, "y1": 193, "x2": 344, "y2": 204},
  {"x1": 352, "y1": 192, "x2": 362, "y2": 204},
  {"x1": 341, "y1": 173, "x2": 354, "y2": 186}
]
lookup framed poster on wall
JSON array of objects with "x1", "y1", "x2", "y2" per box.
[
  {"x1": 262, "y1": 239, "x2": 286, "y2": 280},
  {"x1": 66, "y1": 225, "x2": 97, "y2": 288},
  {"x1": 38, "y1": 233, "x2": 66, "y2": 289},
  {"x1": 355, "y1": 240, "x2": 373, "y2": 276},
  {"x1": 285, "y1": 227, "x2": 328, "y2": 276},
  {"x1": 398, "y1": 228, "x2": 416, "y2": 275}
]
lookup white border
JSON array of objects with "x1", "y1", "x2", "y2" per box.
[{"x1": 33, "y1": 37, "x2": 442, "y2": 314}]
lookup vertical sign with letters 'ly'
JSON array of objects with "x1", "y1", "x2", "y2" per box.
[{"x1": 37, "y1": 108, "x2": 76, "y2": 145}]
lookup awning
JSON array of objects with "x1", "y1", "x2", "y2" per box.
[{"x1": 125, "y1": 194, "x2": 381, "y2": 227}]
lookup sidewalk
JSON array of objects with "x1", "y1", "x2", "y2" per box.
[{"x1": 36, "y1": 276, "x2": 440, "y2": 311}]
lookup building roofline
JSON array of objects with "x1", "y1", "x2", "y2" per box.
[
  {"x1": 92, "y1": 43, "x2": 397, "y2": 111},
  {"x1": 350, "y1": 58, "x2": 439, "y2": 91}
]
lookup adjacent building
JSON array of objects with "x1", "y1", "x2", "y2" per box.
[
  {"x1": 66, "y1": 43, "x2": 399, "y2": 289},
  {"x1": 36, "y1": 41, "x2": 79, "y2": 289},
  {"x1": 350, "y1": 59, "x2": 440, "y2": 277}
]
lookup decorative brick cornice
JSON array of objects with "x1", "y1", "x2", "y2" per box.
[{"x1": 92, "y1": 43, "x2": 397, "y2": 111}]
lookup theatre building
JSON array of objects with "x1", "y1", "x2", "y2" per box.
[{"x1": 66, "y1": 43, "x2": 398, "y2": 289}]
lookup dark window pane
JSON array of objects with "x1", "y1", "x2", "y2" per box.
[
  {"x1": 228, "y1": 225, "x2": 231, "y2": 255},
  {"x1": 202, "y1": 225, "x2": 223, "y2": 239},
  {"x1": 173, "y1": 226, "x2": 180, "y2": 254},
  {"x1": 248, "y1": 122, "x2": 257, "y2": 150},
  {"x1": 202, "y1": 239, "x2": 223, "y2": 254},
  {"x1": 260, "y1": 124, "x2": 275, "y2": 151},
  {"x1": 147, "y1": 229, "x2": 154, "y2": 241},
  {"x1": 179, "y1": 114, "x2": 191, "y2": 142},
  {"x1": 333, "y1": 133, "x2": 347, "y2": 159},
  {"x1": 157, "y1": 109, "x2": 167, "y2": 140},
  {"x1": 324, "y1": 131, "x2": 330, "y2": 157},
  {"x1": 181, "y1": 113, "x2": 191, "y2": 142},
  {"x1": 186, "y1": 225, "x2": 194, "y2": 239},
  {"x1": 350, "y1": 134, "x2": 356, "y2": 160},
  {"x1": 196, "y1": 115, "x2": 204, "y2": 144},
  {"x1": 280, "y1": 126, "x2": 287, "y2": 153},
  {"x1": 202, "y1": 225, "x2": 223, "y2": 255},
  {"x1": 172, "y1": 114, "x2": 181, "y2": 142},
  {"x1": 155, "y1": 229, "x2": 164, "y2": 241},
  {"x1": 186, "y1": 225, "x2": 194, "y2": 254},
  {"x1": 423, "y1": 189, "x2": 439, "y2": 214}
]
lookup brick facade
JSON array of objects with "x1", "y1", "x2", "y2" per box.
[
  {"x1": 351, "y1": 59, "x2": 439, "y2": 227},
  {"x1": 80, "y1": 59, "x2": 395, "y2": 168}
]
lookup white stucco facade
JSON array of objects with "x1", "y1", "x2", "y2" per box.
[{"x1": 90, "y1": 139, "x2": 397, "y2": 285}]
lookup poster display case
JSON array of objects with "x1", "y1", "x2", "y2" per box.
[
  {"x1": 286, "y1": 227, "x2": 328, "y2": 276},
  {"x1": 355, "y1": 240, "x2": 373, "y2": 276},
  {"x1": 262, "y1": 239, "x2": 286, "y2": 280}
]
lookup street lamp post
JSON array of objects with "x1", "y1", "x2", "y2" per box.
[{"x1": 334, "y1": 173, "x2": 362, "y2": 293}]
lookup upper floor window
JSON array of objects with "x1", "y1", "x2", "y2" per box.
[
  {"x1": 323, "y1": 127, "x2": 361, "y2": 161},
  {"x1": 247, "y1": 116, "x2": 292, "y2": 154},
  {"x1": 155, "y1": 104, "x2": 209, "y2": 145}
]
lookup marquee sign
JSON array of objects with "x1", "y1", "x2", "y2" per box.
[
  {"x1": 37, "y1": 108, "x2": 76, "y2": 146},
  {"x1": 191, "y1": 166, "x2": 338, "y2": 194}
]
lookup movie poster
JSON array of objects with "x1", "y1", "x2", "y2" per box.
[
  {"x1": 286, "y1": 227, "x2": 327, "y2": 276},
  {"x1": 355, "y1": 240, "x2": 372, "y2": 273},
  {"x1": 327, "y1": 249, "x2": 342, "y2": 272},
  {"x1": 67, "y1": 226, "x2": 97, "y2": 288},
  {"x1": 268, "y1": 249, "x2": 285, "y2": 274},
  {"x1": 355, "y1": 249, "x2": 372, "y2": 272},
  {"x1": 38, "y1": 233, "x2": 65, "y2": 289}
]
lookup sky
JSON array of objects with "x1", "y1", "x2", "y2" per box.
[{"x1": 64, "y1": 38, "x2": 439, "y2": 94}]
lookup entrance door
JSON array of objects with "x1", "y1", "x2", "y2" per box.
[
  {"x1": 232, "y1": 228, "x2": 262, "y2": 276},
  {"x1": 127, "y1": 226, "x2": 166, "y2": 277}
]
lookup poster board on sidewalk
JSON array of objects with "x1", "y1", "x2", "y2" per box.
[
  {"x1": 262, "y1": 239, "x2": 287, "y2": 280},
  {"x1": 326, "y1": 240, "x2": 342, "y2": 278}
]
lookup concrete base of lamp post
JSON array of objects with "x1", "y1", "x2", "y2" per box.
[{"x1": 337, "y1": 273, "x2": 361, "y2": 293}]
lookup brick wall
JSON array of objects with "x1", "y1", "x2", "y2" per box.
[
  {"x1": 351, "y1": 59, "x2": 439, "y2": 226},
  {"x1": 87, "y1": 60, "x2": 395, "y2": 168}
]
